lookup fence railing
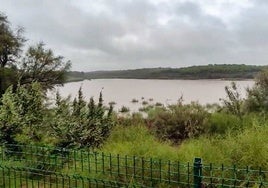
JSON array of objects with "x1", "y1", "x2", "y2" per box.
[
  {"x1": 0, "y1": 144, "x2": 268, "y2": 187},
  {"x1": 0, "y1": 165, "x2": 141, "y2": 188}
]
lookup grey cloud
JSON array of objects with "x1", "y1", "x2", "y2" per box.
[
  {"x1": 234, "y1": 2, "x2": 268, "y2": 47},
  {"x1": 0, "y1": 0, "x2": 267, "y2": 71}
]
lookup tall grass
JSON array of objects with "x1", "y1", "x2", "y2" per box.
[
  {"x1": 101, "y1": 125, "x2": 179, "y2": 161},
  {"x1": 2, "y1": 116, "x2": 268, "y2": 187},
  {"x1": 101, "y1": 116, "x2": 268, "y2": 169},
  {"x1": 178, "y1": 119, "x2": 268, "y2": 168}
]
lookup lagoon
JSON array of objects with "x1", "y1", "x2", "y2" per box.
[{"x1": 55, "y1": 79, "x2": 254, "y2": 112}]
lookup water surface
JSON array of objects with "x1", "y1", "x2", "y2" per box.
[{"x1": 55, "y1": 79, "x2": 254, "y2": 112}]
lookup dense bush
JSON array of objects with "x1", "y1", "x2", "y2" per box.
[
  {"x1": 0, "y1": 83, "x2": 47, "y2": 145},
  {"x1": 205, "y1": 113, "x2": 242, "y2": 135},
  {"x1": 115, "y1": 112, "x2": 144, "y2": 127},
  {"x1": 245, "y1": 69, "x2": 268, "y2": 112},
  {"x1": 0, "y1": 84, "x2": 114, "y2": 149},
  {"x1": 48, "y1": 88, "x2": 114, "y2": 149},
  {"x1": 148, "y1": 102, "x2": 209, "y2": 143},
  {"x1": 205, "y1": 112, "x2": 261, "y2": 135}
]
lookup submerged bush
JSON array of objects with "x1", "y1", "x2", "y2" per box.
[
  {"x1": 108, "y1": 101, "x2": 116, "y2": 106},
  {"x1": 138, "y1": 105, "x2": 154, "y2": 112},
  {"x1": 155, "y1": 102, "x2": 163, "y2": 107},
  {"x1": 131, "y1": 98, "x2": 139, "y2": 103},
  {"x1": 142, "y1": 101, "x2": 148, "y2": 105},
  {"x1": 119, "y1": 106, "x2": 130, "y2": 113}
]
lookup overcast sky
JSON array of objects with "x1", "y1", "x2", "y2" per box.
[{"x1": 0, "y1": 0, "x2": 267, "y2": 71}]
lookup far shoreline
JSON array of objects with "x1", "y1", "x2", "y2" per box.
[{"x1": 64, "y1": 77, "x2": 254, "y2": 83}]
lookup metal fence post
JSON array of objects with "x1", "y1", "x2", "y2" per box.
[{"x1": 194, "y1": 158, "x2": 202, "y2": 188}]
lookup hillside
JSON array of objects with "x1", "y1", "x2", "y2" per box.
[{"x1": 66, "y1": 64, "x2": 267, "y2": 81}]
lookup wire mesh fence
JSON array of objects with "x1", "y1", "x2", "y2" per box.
[
  {"x1": 0, "y1": 164, "x2": 146, "y2": 188},
  {"x1": 0, "y1": 144, "x2": 268, "y2": 187}
]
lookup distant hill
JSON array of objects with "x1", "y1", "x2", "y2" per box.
[{"x1": 66, "y1": 64, "x2": 267, "y2": 82}]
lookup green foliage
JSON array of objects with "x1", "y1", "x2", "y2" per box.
[
  {"x1": 0, "y1": 67, "x2": 19, "y2": 96},
  {"x1": 101, "y1": 125, "x2": 178, "y2": 160},
  {"x1": 115, "y1": 112, "x2": 144, "y2": 127},
  {"x1": 0, "y1": 83, "x2": 46, "y2": 145},
  {"x1": 178, "y1": 119, "x2": 268, "y2": 168},
  {"x1": 68, "y1": 64, "x2": 266, "y2": 80},
  {"x1": 0, "y1": 82, "x2": 113, "y2": 149},
  {"x1": 0, "y1": 12, "x2": 25, "y2": 95},
  {"x1": 19, "y1": 43, "x2": 71, "y2": 90},
  {"x1": 205, "y1": 113, "x2": 244, "y2": 135},
  {"x1": 49, "y1": 89, "x2": 114, "y2": 149},
  {"x1": 245, "y1": 69, "x2": 268, "y2": 112},
  {"x1": 220, "y1": 82, "x2": 244, "y2": 119},
  {"x1": 0, "y1": 87, "x2": 20, "y2": 144},
  {"x1": 0, "y1": 12, "x2": 25, "y2": 68},
  {"x1": 149, "y1": 102, "x2": 209, "y2": 143},
  {"x1": 0, "y1": 13, "x2": 70, "y2": 98}
]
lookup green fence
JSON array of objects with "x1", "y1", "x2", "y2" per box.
[{"x1": 0, "y1": 144, "x2": 268, "y2": 187}]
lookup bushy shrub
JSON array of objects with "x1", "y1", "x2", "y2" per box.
[
  {"x1": 0, "y1": 84, "x2": 114, "y2": 149},
  {"x1": 149, "y1": 102, "x2": 209, "y2": 143},
  {"x1": 115, "y1": 112, "x2": 144, "y2": 127},
  {"x1": 0, "y1": 83, "x2": 47, "y2": 145},
  {"x1": 245, "y1": 69, "x2": 268, "y2": 112},
  {"x1": 205, "y1": 112, "x2": 242, "y2": 135},
  {"x1": 204, "y1": 112, "x2": 258, "y2": 135},
  {"x1": 220, "y1": 82, "x2": 244, "y2": 119},
  {"x1": 49, "y1": 88, "x2": 114, "y2": 149},
  {"x1": 0, "y1": 68, "x2": 19, "y2": 96}
]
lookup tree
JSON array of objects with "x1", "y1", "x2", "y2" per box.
[
  {"x1": 0, "y1": 12, "x2": 25, "y2": 68},
  {"x1": 19, "y1": 43, "x2": 71, "y2": 90},
  {"x1": 0, "y1": 67, "x2": 19, "y2": 95},
  {"x1": 0, "y1": 13, "x2": 25, "y2": 95},
  {"x1": 0, "y1": 13, "x2": 71, "y2": 95}
]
